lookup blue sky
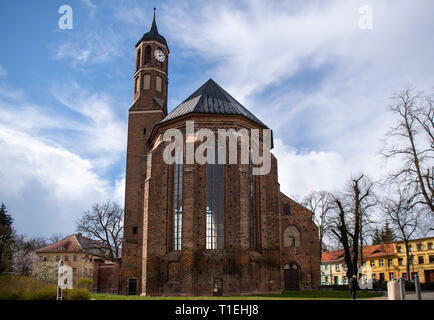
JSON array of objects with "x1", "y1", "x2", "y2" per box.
[{"x1": 1, "y1": 0, "x2": 434, "y2": 238}]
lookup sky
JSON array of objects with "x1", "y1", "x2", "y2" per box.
[{"x1": 0, "y1": 0, "x2": 433, "y2": 238}]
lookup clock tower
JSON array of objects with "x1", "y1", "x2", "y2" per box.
[{"x1": 121, "y1": 8, "x2": 169, "y2": 294}]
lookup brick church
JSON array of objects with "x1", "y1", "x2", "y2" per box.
[{"x1": 119, "y1": 10, "x2": 320, "y2": 296}]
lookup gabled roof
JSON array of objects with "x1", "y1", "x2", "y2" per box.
[
  {"x1": 136, "y1": 9, "x2": 168, "y2": 49},
  {"x1": 321, "y1": 244, "x2": 395, "y2": 263},
  {"x1": 159, "y1": 78, "x2": 268, "y2": 129},
  {"x1": 36, "y1": 234, "x2": 83, "y2": 253}
]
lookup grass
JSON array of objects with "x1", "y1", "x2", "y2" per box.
[{"x1": 91, "y1": 290, "x2": 384, "y2": 300}]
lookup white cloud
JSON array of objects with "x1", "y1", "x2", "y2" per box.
[
  {"x1": 0, "y1": 64, "x2": 7, "y2": 77},
  {"x1": 161, "y1": 0, "x2": 434, "y2": 198}
]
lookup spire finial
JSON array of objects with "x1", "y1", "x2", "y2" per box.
[{"x1": 150, "y1": 7, "x2": 158, "y2": 33}]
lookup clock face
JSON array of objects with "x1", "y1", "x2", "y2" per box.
[{"x1": 154, "y1": 49, "x2": 165, "y2": 63}]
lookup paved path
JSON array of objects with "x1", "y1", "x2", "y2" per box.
[{"x1": 367, "y1": 290, "x2": 434, "y2": 300}]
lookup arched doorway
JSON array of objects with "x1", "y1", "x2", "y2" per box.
[{"x1": 283, "y1": 263, "x2": 299, "y2": 290}]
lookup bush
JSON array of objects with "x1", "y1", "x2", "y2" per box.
[
  {"x1": 0, "y1": 275, "x2": 56, "y2": 300},
  {"x1": 63, "y1": 288, "x2": 91, "y2": 300},
  {"x1": 77, "y1": 278, "x2": 92, "y2": 290}
]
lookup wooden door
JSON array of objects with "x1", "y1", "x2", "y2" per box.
[
  {"x1": 284, "y1": 269, "x2": 299, "y2": 290},
  {"x1": 213, "y1": 277, "x2": 222, "y2": 296},
  {"x1": 128, "y1": 278, "x2": 137, "y2": 295}
]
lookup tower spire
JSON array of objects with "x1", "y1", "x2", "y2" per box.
[{"x1": 150, "y1": 7, "x2": 158, "y2": 33}]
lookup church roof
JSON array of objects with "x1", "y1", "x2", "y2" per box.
[
  {"x1": 136, "y1": 9, "x2": 168, "y2": 48},
  {"x1": 160, "y1": 79, "x2": 269, "y2": 129}
]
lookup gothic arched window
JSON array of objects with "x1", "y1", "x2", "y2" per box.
[
  {"x1": 283, "y1": 225, "x2": 301, "y2": 247},
  {"x1": 144, "y1": 45, "x2": 151, "y2": 65},
  {"x1": 173, "y1": 152, "x2": 183, "y2": 251},
  {"x1": 206, "y1": 141, "x2": 224, "y2": 249}
]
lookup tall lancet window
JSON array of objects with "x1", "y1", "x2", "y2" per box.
[
  {"x1": 206, "y1": 142, "x2": 224, "y2": 249},
  {"x1": 173, "y1": 152, "x2": 183, "y2": 251},
  {"x1": 248, "y1": 155, "x2": 258, "y2": 251}
]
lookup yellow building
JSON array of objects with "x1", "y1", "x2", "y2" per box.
[
  {"x1": 34, "y1": 233, "x2": 100, "y2": 284},
  {"x1": 321, "y1": 237, "x2": 434, "y2": 285}
]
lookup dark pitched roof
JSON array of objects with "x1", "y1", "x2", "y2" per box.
[
  {"x1": 136, "y1": 9, "x2": 168, "y2": 48},
  {"x1": 160, "y1": 79, "x2": 269, "y2": 129}
]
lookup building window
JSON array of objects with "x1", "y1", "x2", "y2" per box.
[
  {"x1": 156, "y1": 75, "x2": 163, "y2": 92},
  {"x1": 143, "y1": 74, "x2": 151, "y2": 90},
  {"x1": 64, "y1": 255, "x2": 69, "y2": 262},
  {"x1": 397, "y1": 246, "x2": 402, "y2": 253},
  {"x1": 429, "y1": 255, "x2": 434, "y2": 264},
  {"x1": 372, "y1": 273, "x2": 376, "y2": 280},
  {"x1": 132, "y1": 226, "x2": 137, "y2": 234},
  {"x1": 39, "y1": 256, "x2": 43, "y2": 261},
  {"x1": 173, "y1": 153, "x2": 183, "y2": 251},
  {"x1": 428, "y1": 242, "x2": 433, "y2": 250},
  {"x1": 144, "y1": 45, "x2": 151, "y2": 64},
  {"x1": 134, "y1": 77, "x2": 139, "y2": 93},
  {"x1": 283, "y1": 203, "x2": 291, "y2": 215},
  {"x1": 248, "y1": 156, "x2": 258, "y2": 250},
  {"x1": 136, "y1": 48, "x2": 141, "y2": 71},
  {"x1": 370, "y1": 260, "x2": 375, "y2": 267},
  {"x1": 43, "y1": 257, "x2": 47, "y2": 261},
  {"x1": 335, "y1": 264, "x2": 340, "y2": 271},
  {"x1": 389, "y1": 272, "x2": 395, "y2": 281},
  {"x1": 73, "y1": 268, "x2": 76, "y2": 274},
  {"x1": 418, "y1": 256, "x2": 424, "y2": 264},
  {"x1": 206, "y1": 142, "x2": 224, "y2": 250},
  {"x1": 388, "y1": 259, "x2": 393, "y2": 266},
  {"x1": 379, "y1": 259, "x2": 384, "y2": 266},
  {"x1": 73, "y1": 255, "x2": 77, "y2": 262},
  {"x1": 417, "y1": 243, "x2": 422, "y2": 251},
  {"x1": 342, "y1": 264, "x2": 347, "y2": 270},
  {"x1": 56, "y1": 256, "x2": 60, "y2": 261},
  {"x1": 283, "y1": 225, "x2": 301, "y2": 247},
  {"x1": 398, "y1": 258, "x2": 404, "y2": 266},
  {"x1": 408, "y1": 245, "x2": 412, "y2": 252}
]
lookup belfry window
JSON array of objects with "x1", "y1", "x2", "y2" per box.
[
  {"x1": 143, "y1": 74, "x2": 151, "y2": 90},
  {"x1": 206, "y1": 142, "x2": 224, "y2": 249},
  {"x1": 156, "y1": 75, "x2": 163, "y2": 92},
  {"x1": 173, "y1": 152, "x2": 183, "y2": 251},
  {"x1": 144, "y1": 45, "x2": 151, "y2": 65},
  {"x1": 136, "y1": 49, "x2": 141, "y2": 71}
]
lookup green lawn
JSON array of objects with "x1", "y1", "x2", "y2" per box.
[{"x1": 91, "y1": 290, "x2": 384, "y2": 300}]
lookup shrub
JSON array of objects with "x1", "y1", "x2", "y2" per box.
[
  {"x1": 0, "y1": 275, "x2": 56, "y2": 300},
  {"x1": 77, "y1": 278, "x2": 92, "y2": 290},
  {"x1": 63, "y1": 288, "x2": 91, "y2": 300}
]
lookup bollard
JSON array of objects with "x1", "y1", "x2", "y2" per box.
[
  {"x1": 387, "y1": 280, "x2": 400, "y2": 300},
  {"x1": 399, "y1": 278, "x2": 405, "y2": 300},
  {"x1": 414, "y1": 275, "x2": 422, "y2": 300}
]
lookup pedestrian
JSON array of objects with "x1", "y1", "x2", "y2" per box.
[{"x1": 349, "y1": 274, "x2": 358, "y2": 300}]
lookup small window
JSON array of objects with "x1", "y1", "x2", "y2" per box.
[
  {"x1": 73, "y1": 255, "x2": 77, "y2": 262},
  {"x1": 136, "y1": 49, "x2": 141, "y2": 70},
  {"x1": 389, "y1": 272, "x2": 394, "y2": 280},
  {"x1": 417, "y1": 243, "x2": 422, "y2": 251},
  {"x1": 143, "y1": 74, "x2": 151, "y2": 90},
  {"x1": 143, "y1": 128, "x2": 146, "y2": 136},
  {"x1": 156, "y1": 75, "x2": 162, "y2": 92},
  {"x1": 335, "y1": 264, "x2": 340, "y2": 271},
  {"x1": 388, "y1": 259, "x2": 393, "y2": 266},
  {"x1": 283, "y1": 203, "x2": 291, "y2": 215},
  {"x1": 398, "y1": 258, "x2": 404, "y2": 266},
  {"x1": 39, "y1": 256, "x2": 43, "y2": 261},
  {"x1": 56, "y1": 256, "x2": 60, "y2": 261},
  {"x1": 418, "y1": 256, "x2": 424, "y2": 264},
  {"x1": 379, "y1": 259, "x2": 384, "y2": 266},
  {"x1": 288, "y1": 236, "x2": 295, "y2": 247},
  {"x1": 64, "y1": 255, "x2": 69, "y2": 262},
  {"x1": 428, "y1": 242, "x2": 433, "y2": 250},
  {"x1": 397, "y1": 246, "x2": 402, "y2": 253},
  {"x1": 134, "y1": 77, "x2": 139, "y2": 93},
  {"x1": 43, "y1": 257, "x2": 47, "y2": 261},
  {"x1": 144, "y1": 45, "x2": 151, "y2": 65},
  {"x1": 408, "y1": 245, "x2": 412, "y2": 252},
  {"x1": 132, "y1": 226, "x2": 138, "y2": 234},
  {"x1": 429, "y1": 255, "x2": 434, "y2": 264},
  {"x1": 73, "y1": 267, "x2": 76, "y2": 274},
  {"x1": 370, "y1": 260, "x2": 375, "y2": 267}
]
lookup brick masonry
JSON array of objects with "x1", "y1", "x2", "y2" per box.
[{"x1": 118, "y1": 24, "x2": 320, "y2": 296}]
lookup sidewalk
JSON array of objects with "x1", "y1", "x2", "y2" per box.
[{"x1": 368, "y1": 290, "x2": 434, "y2": 300}]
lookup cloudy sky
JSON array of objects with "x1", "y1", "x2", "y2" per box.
[{"x1": 0, "y1": 0, "x2": 433, "y2": 238}]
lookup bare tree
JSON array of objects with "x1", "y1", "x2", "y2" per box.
[
  {"x1": 76, "y1": 201, "x2": 123, "y2": 261},
  {"x1": 11, "y1": 235, "x2": 47, "y2": 276},
  {"x1": 380, "y1": 184, "x2": 429, "y2": 280},
  {"x1": 382, "y1": 88, "x2": 434, "y2": 214},
  {"x1": 328, "y1": 174, "x2": 377, "y2": 278},
  {"x1": 48, "y1": 233, "x2": 68, "y2": 244},
  {"x1": 303, "y1": 191, "x2": 333, "y2": 256}
]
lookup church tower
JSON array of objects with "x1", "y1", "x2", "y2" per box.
[{"x1": 121, "y1": 9, "x2": 169, "y2": 295}]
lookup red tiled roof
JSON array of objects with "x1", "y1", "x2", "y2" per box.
[
  {"x1": 321, "y1": 243, "x2": 395, "y2": 263},
  {"x1": 36, "y1": 234, "x2": 82, "y2": 253}
]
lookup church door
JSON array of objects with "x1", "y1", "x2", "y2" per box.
[
  {"x1": 213, "y1": 277, "x2": 223, "y2": 296},
  {"x1": 284, "y1": 266, "x2": 299, "y2": 290},
  {"x1": 128, "y1": 278, "x2": 137, "y2": 295}
]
